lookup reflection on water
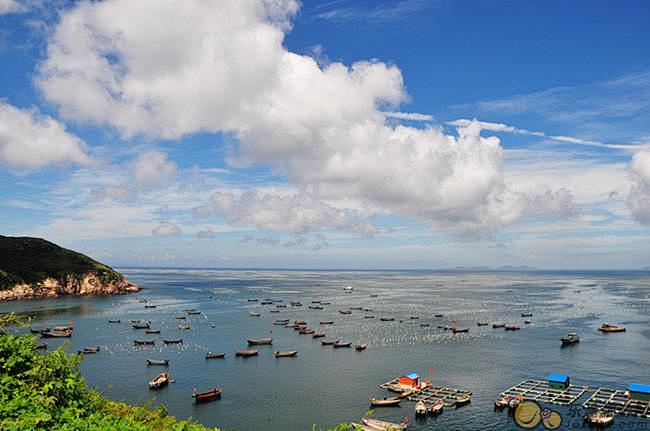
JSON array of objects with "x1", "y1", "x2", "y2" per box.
[{"x1": 2, "y1": 270, "x2": 650, "y2": 431}]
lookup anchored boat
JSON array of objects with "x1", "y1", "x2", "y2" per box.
[{"x1": 561, "y1": 332, "x2": 580, "y2": 346}]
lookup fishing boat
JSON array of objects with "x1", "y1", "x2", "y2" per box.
[
  {"x1": 290, "y1": 301, "x2": 302, "y2": 306},
  {"x1": 339, "y1": 310, "x2": 352, "y2": 315},
  {"x1": 40, "y1": 329, "x2": 72, "y2": 338},
  {"x1": 187, "y1": 310, "x2": 201, "y2": 315},
  {"x1": 248, "y1": 299, "x2": 259, "y2": 302},
  {"x1": 434, "y1": 314, "x2": 444, "y2": 318},
  {"x1": 148, "y1": 372, "x2": 169, "y2": 389},
  {"x1": 83, "y1": 346, "x2": 100, "y2": 353},
  {"x1": 415, "y1": 401, "x2": 427, "y2": 416},
  {"x1": 174, "y1": 316, "x2": 186, "y2": 320},
  {"x1": 299, "y1": 328, "x2": 315, "y2": 335},
  {"x1": 205, "y1": 352, "x2": 226, "y2": 359},
  {"x1": 247, "y1": 337, "x2": 272, "y2": 345},
  {"x1": 108, "y1": 319, "x2": 121, "y2": 323},
  {"x1": 293, "y1": 325, "x2": 305, "y2": 331},
  {"x1": 312, "y1": 332, "x2": 326, "y2": 338},
  {"x1": 420, "y1": 323, "x2": 430, "y2": 327},
  {"x1": 134, "y1": 339, "x2": 156, "y2": 345},
  {"x1": 333, "y1": 341, "x2": 352, "y2": 348},
  {"x1": 409, "y1": 316, "x2": 419, "y2": 320},
  {"x1": 504, "y1": 324, "x2": 521, "y2": 331},
  {"x1": 52, "y1": 321, "x2": 74, "y2": 331},
  {"x1": 274, "y1": 319, "x2": 290, "y2": 325},
  {"x1": 452, "y1": 327, "x2": 469, "y2": 333},
  {"x1": 144, "y1": 304, "x2": 156, "y2": 309},
  {"x1": 455, "y1": 394, "x2": 471, "y2": 406},
  {"x1": 583, "y1": 410, "x2": 615, "y2": 427},
  {"x1": 235, "y1": 349, "x2": 259, "y2": 357},
  {"x1": 249, "y1": 312, "x2": 261, "y2": 317},
  {"x1": 365, "y1": 315, "x2": 375, "y2": 319},
  {"x1": 362, "y1": 417, "x2": 407, "y2": 430},
  {"x1": 428, "y1": 398, "x2": 444, "y2": 415},
  {"x1": 494, "y1": 394, "x2": 509, "y2": 409},
  {"x1": 35, "y1": 343, "x2": 48, "y2": 350},
  {"x1": 275, "y1": 350, "x2": 298, "y2": 357},
  {"x1": 269, "y1": 309, "x2": 280, "y2": 313},
  {"x1": 344, "y1": 286, "x2": 354, "y2": 293},
  {"x1": 132, "y1": 323, "x2": 150, "y2": 329},
  {"x1": 380, "y1": 317, "x2": 395, "y2": 322},
  {"x1": 492, "y1": 323, "x2": 505, "y2": 328},
  {"x1": 308, "y1": 305, "x2": 323, "y2": 310},
  {"x1": 477, "y1": 322, "x2": 489, "y2": 326},
  {"x1": 355, "y1": 343, "x2": 368, "y2": 351},
  {"x1": 320, "y1": 320, "x2": 334, "y2": 325},
  {"x1": 295, "y1": 320, "x2": 307, "y2": 325},
  {"x1": 369, "y1": 397, "x2": 401, "y2": 407},
  {"x1": 521, "y1": 312, "x2": 533, "y2": 317},
  {"x1": 146, "y1": 359, "x2": 169, "y2": 366},
  {"x1": 193, "y1": 387, "x2": 222, "y2": 403},
  {"x1": 163, "y1": 338, "x2": 183, "y2": 344},
  {"x1": 598, "y1": 324, "x2": 626, "y2": 333},
  {"x1": 321, "y1": 339, "x2": 339, "y2": 345},
  {"x1": 561, "y1": 332, "x2": 580, "y2": 346},
  {"x1": 524, "y1": 320, "x2": 532, "y2": 324},
  {"x1": 145, "y1": 329, "x2": 161, "y2": 334},
  {"x1": 508, "y1": 394, "x2": 524, "y2": 410}
]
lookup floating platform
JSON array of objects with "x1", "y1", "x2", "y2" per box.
[
  {"x1": 379, "y1": 379, "x2": 472, "y2": 406},
  {"x1": 583, "y1": 388, "x2": 650, "y2": 418},
  {"x1": 500, "y1": 379, "x2": 589, "y2": 406}
]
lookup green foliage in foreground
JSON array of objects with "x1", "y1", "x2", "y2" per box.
[
  {"x1": 0, "y1": 315, "x2": 359, "y2": 431},
  {"x1": 0, "y1": 235, "x2": 123, "y2": 290}
]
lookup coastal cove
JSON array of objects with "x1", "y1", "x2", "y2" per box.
[{"x1": 2, "y1": 269, "x2": 649, "y2": 431}]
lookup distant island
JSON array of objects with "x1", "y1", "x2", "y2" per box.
[
  {"x1": 451, "y1": 265, "x2": 539, "y2": 271},
  {"x1": 0, "y1": 235, "x2": 138, "y2": 301}
]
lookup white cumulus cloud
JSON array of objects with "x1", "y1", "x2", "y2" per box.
[
  {"x1": 0, "y1": 0, "x2": 23, "y2": 14},
  {"x1": 152, "y1": 221, "x2": 182, "y2": 236},
  {"x1": 0, "y1": 101, "x2": 91, "y2": 170},
  {"x1": 129, "y1": 150, "x2": 177, "y2": 189},
  {"x1": 628, "y1": 149, "x2": 650, "y2": 224}
]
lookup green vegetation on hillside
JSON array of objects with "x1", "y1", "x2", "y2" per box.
[{"x1": 0, "y1": 235, "x2": 123, "y2": 290}]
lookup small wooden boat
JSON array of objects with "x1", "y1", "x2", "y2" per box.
[
  {"x1": 249, "y1": 312, "x2": 261, "y2": 317},
  {"x1": 492, "y1": 323, "x2": 505, "y2": 328},
  {"x1": 134, "y1": 339, "x2": 156, "y2": 345},
  {"x1": 193, "y1": 387, "x2": 222, "y2": 403},
  {"x1": 508, "y1": 394, "x2": 524, "y2": 410},
  {"x1": 320, "y1": 320, "x2": 334, "y2": 325},
  {"x1": 583, "y1": 410, "x2": 615, "y2": 427},
  {"x1": 350, "y1": 307, "x2": 363, "y2": 311},
  {"x1": 35, "y1": 343, "x2": 48, "y2": 350},
  {"x1": 145, "y1": 329, "x2": 161, "y2": 334},
  {"x1": 369, "y1": 397, "x2": 401, "y2": 407},
  {"x1": 247, "y1": 299, "x2": 259, "y2": 302},
  {"x1": 428, "y1": 398, "x2": 444, "y2": 415},
  {"x1": 321, "y1": 339, "x2": 339, "y2": 345},
  {"x1": 362, "y1": 417, "x2": 407, "y2": 430},
  {"x1": 561, "y1": 332, "x2": 580, "y2": 346},
  {"x1": 477, "y1": 322, "x2": 489, "y2": 326},
  {"x1": 261, "y1": 301, "x2": 273, "y2": 305},
  {"x1": 41, "y1": 329, "x2": 72, "y2": 338},
  {"x1": 452, "y1": 327, "x2": 469, "y2": 333},
  {"x1": 178, "y1": 324, "x2": 190, "y2": 330},
  {"x1": 455, "y1": 394, "x2": 471, "y2": 406},
  {"x1": 365, "y1": 315, "x2": 375, "y2": 319},
  {"x1": 321, "y1": 302, "x2": 331, "y2": 305},
  {"x1": 504, "y1": 324, "x2": 521, "y2": 331},
  {"x1": 174, "y1": 316, "x2": 187, "y2": 320},
  {"x1": 380, "y1": 317, "x2": 395, "y2": 322},
  {"x1": 275, "y1": 350, "x2": 298, "y2": 357},
  {"x1": 270, "y1": 309, "x2": 280, "y2": 313},
  {"x1": 308, "y1": 305, "x2": 323, "y2": 310},
  {"x1": 312, "y1": 332, "x2": 326, "y2": 338},
  {"x1": 434, "y1": 314, "x2": 444, "y2": 318},
  {"x1": 363, "y1": 308, "x2": 373, "y2": 312},
  {"x1": 521, "y1": 312, "x2": 533, "y2": 317},
  {"x1": 247, "y1": 337, "x2": 272, "y2": 345},
  {"x1": 83, "y1": 346, "x2": 100, "y2": 353},
  {"x1": 294, "y1": 320, "x2": 307, "y2": 325},
  {"x1": 52, "y1": 321, "x2": 74, "y2": 331},
  {"x1": 333, "y1": 341, "x2": 352, "y2": 348},
  {"x1": 299, "y1": 328, "x2": 315, "y2": 335},
  {"x1": 163, "y1": 338, "x2": 183, "y2": 344},
  {"x1": 274, "y1": 319, "x2": 290, "y2": 325},
  {"x1": 30, "y1": 327, "x2": 48, "y2": 334},
  {"x1": 187, "y1": 310, "x2": 201, "y2": 315},
  {"x1": 290, "y1": 301, "x2": 302, "y2": 306},
  {"x1": 146, "y1": 359, "x2": 169, "y2": 366},
  {"x1": 410, "y1": 316, "x2": 419, "y2": 320},
  {"x1": 132, "y1": 323, "x2": 151, "y2": 329},
  {"x1": 494, "y1": 394, "x2": 509, "y2": 409},
  {"x1": 235, "y1": 349, "x2": 259, "y2": 357},
  {"x1": 108, "y1": 319, "x2": 121, "y2": 323},
  {"x1": 205, "y1": 352, "x2": 226, "y2": 359},
  {"x1": 415, "y1": 400, "x2": 427, "y2": 416},
  {"x1": 148, "y1": 372, "x2": 169, "y2": 389},
  {"x1": 293, "y1": 325, "x2": 305, "y2": 331},
  {"x1": 144, "y1": 304, "x2": 156, "y2": 309},
  {"x1": 524, "y1": 320, "x2": 532, "y2": 324},
  {"x1": 370, "y1": 294, "x2": 379, "y2": 298},
  {"x1": 355, "y1": 343, "x2": 368, "y2": 351},
  {"x1": 420, "y1": 323, "x2": 430, "y2": 327},
  {"x1": 339, "y1": 310, "x2": 352, "y2": 315},
  {"x1": 598, "y1": 324, "x2": 626, "y2": 333}
]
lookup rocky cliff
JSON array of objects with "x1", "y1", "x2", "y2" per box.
[{"x1": 0, "y1": 235, "x2": 139, "y2": 301}]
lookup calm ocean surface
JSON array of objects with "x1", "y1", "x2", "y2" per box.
[{"x1": 2, "y1": 269, "x2": 650, "y2": 431}]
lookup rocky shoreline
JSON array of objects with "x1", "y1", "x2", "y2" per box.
[{"x1": 0, "y1": 272, "x2": 139, "y2": 301}]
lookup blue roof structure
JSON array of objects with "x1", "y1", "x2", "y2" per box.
[
  {"x1": 548, "y1": 374, "x2": 569, "y2": 383},
  {"x1": 405, "y1": 373, "x2": 419, "y2": 380},
  {"x1": 629, "y1": 384, "x2": 650, "y2": 394}
]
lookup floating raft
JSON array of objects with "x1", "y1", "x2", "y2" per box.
[
  {"x1": 379, "y1": 379, "x2": 471, "y2": 406},
  {"x1": 583, "y1": 388, "x2": 650, "y2": 418},
  {"x1": 500, "y1": 379, "x2": 589, "y2": 406}
]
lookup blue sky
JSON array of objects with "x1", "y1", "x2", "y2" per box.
[{"x1": 1, "y1": 0, "x2": 649, "y2": 269}]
